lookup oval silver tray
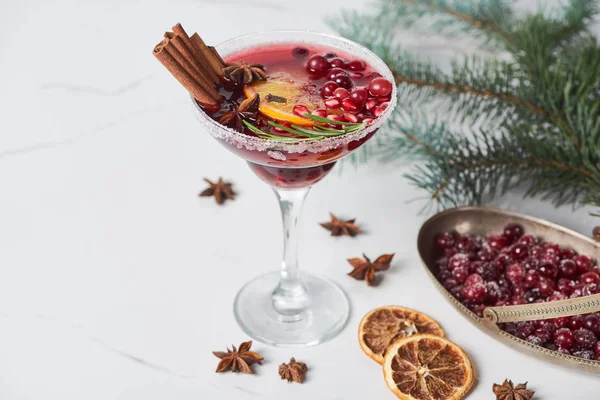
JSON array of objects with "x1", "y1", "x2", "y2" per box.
[{"x1": 417, "y1": 206, "x2": 600, "y2": 374}]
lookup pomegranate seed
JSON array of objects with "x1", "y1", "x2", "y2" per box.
[
  {"x1": 292, "y1": 47, "x2": 309, "y2": 59},
  {"x1": 355, "y1": 113, "x2": 364, "y2": 122},
  {"x1": 326, "y1": 114, "x2": 344, "y2": 129},
  {"x1": 272, "y1": 122, "x2": 291, "y2": 133},
  {"x1": 341, "y1": 98, "x2": 358, "y2": 112},
  {"x1": 347, "y1": 59, "x2": 366, "y2": 71},
  {"x1": 306, "y1": 55, "x2": 329, "y2": 73},
  {"x1": 333, "y1": 87, "x2": 350, "y2": 100},
  {"x1": 373, "y1": 105, "x2": 385, "y2": 117},
  {"x1": 377, "y1": 95, "x2": 392, "y2": 103},
  {"x1": 343, "y1": 113, "x2": 358, "y2": 123},
  {"x1": 363, "y1": 118, "x2": 374, "y2": 124},
  {"x1": 350, "y1": 88, "x2": 369, "y2": 105},
  {"x1": 324, "y1": 98, "x2": 341, "y2": 109},
  {"x1": 311, "y1": 108, "x2": 327, "y2": 118},
  {"x1": 329, "y1": 58, "x2": 346, "y2": 69},
  {"x1": 327, "y1": 68, "x2": 347, "y2": 80},
  {"x1": 292, "y1": 104, "x2": 310, "y2": 117},
  {"x1": 320, "y1": 81, "x2": 339, "y2": 98},
  {"x1": 349, "y1": 72, "x2": 364, "y2": 79},
  {"x1": 365, "y1": 98, "x2": 377, "y2": 110},
  {"x1": 369, "y1": 77, "x2": 393, "y2": 96}
]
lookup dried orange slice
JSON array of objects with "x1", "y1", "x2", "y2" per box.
[
  {"x1": 383, "y1": 334, "x2": 474, "y2": 400},
  {"x1": 243, "y1": 72, "x2": 325, "y2": 127},
  {"x1": 358, "y1": 306, "x2": 444, "y2": 364}
]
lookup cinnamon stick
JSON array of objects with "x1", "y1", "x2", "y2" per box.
[
  {"x1": 209, "y1": 46, "x2": 225, "y2": 66},
  {"x1": 165, "y1": 32, "x2": 220, "y2": 92},
  {"x1": 153, "y1": 40, "x2": 219, "y2": 112},
  {"x1": 190, "y1": 33, "x2": 225, "y2": 78},
  {"x1": 162, "y1": 37, "x2": 221, "y2": 101},
  {"x1": 171, "y1": 24, "x2": 220, "y2": 84}
]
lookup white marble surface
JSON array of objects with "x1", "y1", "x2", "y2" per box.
[{"x1": 1, "y1": 0, "x2": 599, "y2": 399}]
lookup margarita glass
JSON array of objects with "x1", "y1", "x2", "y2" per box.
[{"x1": 191, "y1": 31, "x2": 397, "y2": 347}]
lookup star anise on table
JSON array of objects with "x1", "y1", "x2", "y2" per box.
[
  {"x1": 222, "y1": 62, "x2": 267, "y2": 84},
  {"x1": 213, "y1": 341, "x2": 264, "y2": 374},
  {"x1": 199, "y1": 177, "x2": 236, "y2": 205},
  {"x1": 320, "y1": 213, "x2": 361, "y2": 237},
  {"x1": 347, "y1": 253, "x2": 394, "y2": 286},
  {"x1": 278, "y1": 357, "x2": 308, "y2": 383},
  {"x1": 218, "y1": 93, "x2": 260, "y2": 131},
  {"x1": 493, "y1": 379, "x2": 535, "y2": 400}
]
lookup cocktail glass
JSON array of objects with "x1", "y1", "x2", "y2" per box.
[{"x1": 191, "y1": 31, "x2": 397, "y2": 347}]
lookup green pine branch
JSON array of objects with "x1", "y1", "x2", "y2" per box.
[{"x1": 331, "y1": 0, "x2": 600, "y2": 215}]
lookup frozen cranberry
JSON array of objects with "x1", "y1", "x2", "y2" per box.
[
  {"x1": 538, "y1": 277, "x2": 555, "y2": 297},
  {"x1": 560, "y1": 248, "x2": 576, "y2": 260},
  {"x1": 511, "y1": 243, "x2": 529, "y2": 261},
  {"x1": 333, "y1": 87, "x2": 350, "y2": 100},
  {"x1": 475, "y1": 262, "x2": 499, "y2": 281},
  {"x1": 568, "y1": 315, "x2": 585, "y2": 330},
  {"x1": 506, "y1": 263, "x2": 525, "y2": 284},
  {"x1": 329, "y1": 57, "x2": 346, "y2": 69},
  {"x1": 582, "y1": 283, "x2": 600, "y2": 296},
  {"x1": 442, "y1": 278, "x2": 459, "y2": 290},
  {"x1": 553, "y1": 316, "x2": 569, "y2": 327},
  {"x1": 495, "y1": 253, "x2": 511, "y2": 269},
  {"x1": 450, "y1": 285, "x2": 464, "y2": 300},
  {"x1": 574, "y1": 328, "x2": 597, "y2": 349},
  {"x1": 574, "y1": 255, "x2": 593, "y2": 274},
  {"x1": 292, "y1": 104, "x2": 310, "y2": 117},
  {"x1": 557, "y1": 347, "x2": 571, "y2": 355},
  {"x1": 368, "y1": 77, "x2": 393, "y2": 97},
  {"x1": 557, "y1": 278, "x2": 574, "y2": 295},
  {"x1": 547, "y1": 291, "x2": 567, "y2": 302},
  {"x1": 334, "y1": 75, "x2": 352, "y2": 89},
  {"x1": 292, "y1": 47, "x2": 309, "y2": 59},
  {"x1": 511, "y1": 295, "x2": 526, "y2": 305},
  {"x1": 448, "y1": 253, "x2": 470, "y2": 271},
  {"x1": 461, "y1": 283, "x2": 487, "y2": 302},
  {"x1": 553, "y1": 328, "x2": 574, "y2": 349},
  {"x1": 570, "y1": 284, "x2": 584, "y2": 298},
  {"x1": 543, "y1": 242, "x2": 561, "y2": 255},
  {"x1": 530, "y1": 246, "x2": 544, "y2": 259},
  {"x1": 518, "y1": 235, "x2": 536, "y2": 246},
  {"x1": 347, "y1": 59, "x2": 366, "y2": 71},
  {"x1": 456, "y1": 235, "x2": 475, "y2": 252},
  {"x1": 503, "y1": 223, "x2": 524, "y2": 242},
  {"x1": 320, "y1": 81, "x2": 339, "y2": 98},
  {"x1": 573, "y1": 349, "x2": 596, "y2": 360},
  {"x1": 527, "y1": 335, "x2": 544, "y2": 346},
  {"x1": 487, "y1": 235, "x2": 508, "y2": 252},
  {"x1": 595, "y1": 341, "x2": 600, "y2": 357},
  {"x1": 306, "y1": 55, "x2": 329, "y2": 73},
  {"x1": 452, "y1": 265, "x2": 469, "y2": 283},
  {"x1": 525, "y1": 289, "x2": 541, "y2": 303},
  {"x1": 580, "y1": 271, "x2": 600, "y2": 284},
  {"x1": 477, "y1": 250, "x2": 494, "y2": 261},
  {"x1": 349, "y1": 88, "x2": 369, "y2": 106},
  {"x1": 311, "y1": 108, "x2": 327, "y2": 118},
  {"x1": 538, "y1": 259, "x2": 558, "y2": 279},
  {"x1": 558, "y1": 259, "x2": 577, "y2": 279},
  {"x1": 512, "y1": 283, "x2": 526, "y2": 296},
  {"x1": 583, "y1": 315, "x2": 600, "y2": 335},
  {"x1": 523, "y1": 270, "x2": 540, "y2": 289},
  {"x1": 465, "y1": 273, "x2": 483, "y2": 287},
  {"x1": 327, "y1": 68, "x2": 347, "y2": 80},
  {"x1": 516, "y1": 321, "x2": 535, "y2": 338}
]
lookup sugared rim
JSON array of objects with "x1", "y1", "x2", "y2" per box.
[{"x1": 190, "y1": 30, "x2": 397, "y2": 154}]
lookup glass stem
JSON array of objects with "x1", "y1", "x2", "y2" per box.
[{"x1": 271, "y1": 187, "x2": 311, "y2": 317}]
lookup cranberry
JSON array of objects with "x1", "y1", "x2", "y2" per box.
[
  {"x1": 516, "y1": 321, "x2": 535, "y2": 338},
  {"x1": 568, "y1": 315, "x2": 585, "y2": 330},
  {"x1": 452, "y1": 265, "x2": 469, "y2": 283},
  {"x1": 365, "y1": 98, "x2": 377, "y2": 111},
  {"x1": 311, "y1": 108, "x2": 327, "y2": 118},
  {"x1": 448, "y1": 253, "x2": 470, "y2": 271},
  {"x1": 580, "y1": 271, "x2": 600, "y2": 284},
  {"x1": 306, "y1": 55, "x2": 329, "y2": 73},
  {"x1": 333, "y1": 87, "x2": 350, "y2": 100},
  {"x1": 476, "y1": 250, "x2": 494, "y2": 261},
  {"x1": 574, "y1": 328, "x2": 597, "y2": 349},
  {"x1": 329, "y1": 57, "x2": 346, "y2": 69},
  {"x1": 511, "y1": 243, "x2": 529, "y2": 261},
  {"x1": 334, "y1": 75, "x2": 352, "y2": 89},
  {"x1": 349, "y1": 88, "x2": 369, "y2": 106},
  {"x1": 582, "y1": 283, "x2": 600, "y2": 296},
  {"x1": 530, "y1": 246, "x2": 544, "y2": 259},
  {"x1": 343, "y1": 113, "x2": 359, "y2": 123},
  {"x1": 450, "y1": 285, "x2": 464, "y2": 300},
  {"x1": 525, "y1": 289, "x2": 541, "y2": 303},
  {"x1": 574, "y1": 255, "x2": 593, "y2": 274},
  {"x1": 570, "y1": 284, "x2": 584, "y2": 298},
  {"x1": 506, "y1": 263, "x2": 525, "y2": 284},
  {"x1": 320, "y1": 81, "x2": 339, "y2": 98},
  {"x1": 347, "y1": 59, "x2": 366, "y2": 71},
  {"x1": 327, "y1": 68, "x2": 347, "y2": 80},
  {"x1": 526, "y1": 335, "x2": 544, "y2": 346},
  {"x1": 553, "y1": 316, "x2": 569, "y2": 327},
  {"x1": 518, "y1": 235, "x2": 536, "y2": 246},
  {"x1": 573, "y1": 349, "x2": 596, "y2": 360},
  {"x1": 456, "y1": 235, "x2": 475, "y2": 252},
  {"x1": 495, "y1": 253, "x2": 511, "y2": 269},
  {"x1": 560, "y1": 248, "x2": 576, "y2": 259},
  {"x1": 583, "y1": 315, "x2": 600, "y2": 335},
  {"x1": 475, "y1": 262, "x2": 499, "y2": 281},
  {"x1": 512, "y1": 283, "x2": 526, "y2": 296},
  {"x1": 292, "y1": 47, "x2": 309, "y2": 59},
  {"x1": 538, "y1": 277, "x2": 555, "y2": 297},
  {"x1": 503, "y1": 223, "x2": 524, "y2": 242},
  {"x1": 548, "y1": 291, "x2": 567, "y2": 302},
  {"x1": 557, "y1": 347, "x2": 571, "y2": 355},
  {"x1": 523, "y1": 270, "x2": 540, "y2": 289},
  {"x1": 324, "y1": 98, "x2": 341, "y2": 109},
  {"x1": 595, "y1": 341, "x2": 600, "y2": 357},
  {"x1": 557, "y1": 278, "x2": 574, "y2": 295},
  {"x1": 538, "y1": 259, "x2": 558, "y2": 279},
  {"x1": 465, "y1": 273, "x2": 483, "y2": 287},
  {"x1": 558, "y1": 259, "x2": 577, "y2": 279},
  {"x1": 553, "y1": 328, "x2": 574, "y2": 349},
  {"x1": 461, "y1": 283, "x2": 487, "y2": 303},
  {"x1": 292, "y1": 104, "x2": 310, "y2": 117},
  {"x1": 442, "y1": 278, "x2": 459, "y2": 290},
  {"x1": 487, "y1": 235, "x2": 508, "y2": 252},
  {"x1": 323, "y1": 52, "x2": 337, "y2": 59},
  {"x1": 368, "y1": 77, "x2": 393, "y2": 97}
]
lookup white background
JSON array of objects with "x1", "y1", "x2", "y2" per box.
[{"x1": 1, "y1": 0, "x2": 599, "y2": 399}]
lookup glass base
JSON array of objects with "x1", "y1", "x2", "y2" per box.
[{"x1": 233, "y1": 271, "x2": 350, "y2": 347}]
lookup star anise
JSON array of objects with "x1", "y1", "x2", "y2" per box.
[
  {"x1": 493, "y1": 379, "x2": 535, "y2": 400},
  {"x1": 199, "y1": 177, "x2": 236, "y2": 205},
  {"x1": 218, "y1": 93, "x2": 259, "y2": 131},
  {"x1": 213, "y1": 341, "x2": 264, "y2": 374},
  {"x1": 593, "y1": 226, "x2": 600, "y2": 241},
  {"x1": 278, "y1": 357, "x2": 308, "y2": 383},
  {"x1": 347, "y1": 253, "x2": 394, "y2": 286},
  {"x1": 222, "y1": 62, "x2": 267, "y2": 84},
  {"x1": 320, "y1": 213, "x2": 361, "y2": 237}
]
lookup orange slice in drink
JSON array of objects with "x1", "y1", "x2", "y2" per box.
[
  {"x1": 383, "y1": 334, "x2": 474, "y2": 400},
  {"x1": 358, "y1": 306, "x2": 444, "y2": 364},
  {"x1": 243, "y1": 72, "x2": 325, "y2": 127}
]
